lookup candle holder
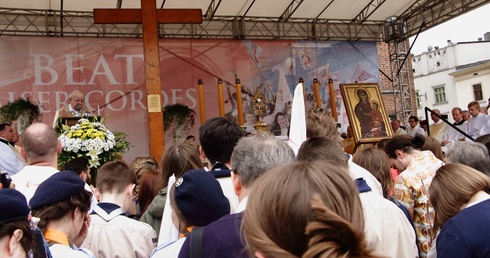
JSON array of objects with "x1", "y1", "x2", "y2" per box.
[{"x1": 251, "y1": 88, "x2": 270, "y2": 134}]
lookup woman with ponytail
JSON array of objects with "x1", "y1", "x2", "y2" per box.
[
  {"x1": 242, "y1": 161, "x2": 378, "y2": 258},
  {"x1": 384, "y1": 134, "x2": 444, "y2": 257}
]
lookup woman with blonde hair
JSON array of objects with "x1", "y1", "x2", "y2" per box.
[
  {"x1": 242, "y1": 161, "x2": 378, "y2": 258},
  {"x1": 429, "y1": 163, "x2": 490, "y2": 257}
]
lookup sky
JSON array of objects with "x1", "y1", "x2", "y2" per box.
[{"x1": 409, "y1": 3, "x2": 490, "y2": 55}]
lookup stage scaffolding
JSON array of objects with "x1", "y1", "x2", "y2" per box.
[
  {"x1": 2, "y1": 0, "x2": 486, "y2": 40},
  {"x1": 0, "y1": 8, "x2": 385, "y2": 40},
  {"x1": 384, "y1": 17, "x2": 414, "y2": 124}
]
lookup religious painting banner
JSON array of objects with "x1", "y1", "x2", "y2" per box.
[
  {"x1": 340, "y1": 83, "x2": 393, "y2": 144},
  {"x1": 0, "y1": 37, "x2": 379, "y2": 161}
]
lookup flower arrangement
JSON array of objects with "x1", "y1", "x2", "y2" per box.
[{"x1": 58, "y1": 118, "x2": 131, "y2": 168}]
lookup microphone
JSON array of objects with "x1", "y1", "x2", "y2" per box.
[
  {"x1": 75, "y1": 104, "x2": 82, "y2": 112},
  {"x1": 95, "y1": 104, "x2": 101, "y2": 117}
]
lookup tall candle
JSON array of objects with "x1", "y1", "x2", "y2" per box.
[
  {"x1": 328, "y1": 78, "x2": 338, "y2": 122},
  {"x1": 197, "y1": 79, "x2": 206, "y2": 124},
  {"x1": 217, "y1": 79, "x2": 225, "y2": 117},
  {"x1": 235, "y1": 79, "x2": 244, "y2": 126},
  {"x1": 313, "y1": 78, "x2": 321, "y2": 108}
]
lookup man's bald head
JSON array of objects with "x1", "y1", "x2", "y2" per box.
[
  {"x1": 21, "y1": 123, "x2": 59, "y2": 164},
  {"x1": 69, "y1": 90, "x2": 84, "y2": 99},
  {"x1": 431, "y1": 109, "x2": 441, "y2": 122}
]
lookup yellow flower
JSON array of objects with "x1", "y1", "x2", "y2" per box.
[
  {"x1": 78, "y1": 130, "x2": 84, "y2": 136},
  {"x1": 86, "y1": 129, "x2": 94, "y2": 136},
  {"x1": 95, "y1": 131, "x2": 105, "y2": 140}
]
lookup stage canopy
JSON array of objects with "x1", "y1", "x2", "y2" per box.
[{"x1": 1, "y1": 0, "x2": 489, "y2": 41}]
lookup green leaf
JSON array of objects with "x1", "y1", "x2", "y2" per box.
[
  {"x1": 163, "y1": 103, "x2": 196, "y2": 141},
  {"x1": 0, "y1": 98, "x2": 41, "y2": 123}
]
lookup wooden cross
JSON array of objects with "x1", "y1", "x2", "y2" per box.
[{"x1": 93, "y1": 1, "x2": 202, "y2": 160}]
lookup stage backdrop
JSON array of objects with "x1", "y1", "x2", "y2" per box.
[{"x1": 0, "y1": 37, "x2": 380, "y2": 162}]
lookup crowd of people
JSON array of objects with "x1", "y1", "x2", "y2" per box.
[{"x1": 1, "y1": 93, "x2": 490, "y2": 258}]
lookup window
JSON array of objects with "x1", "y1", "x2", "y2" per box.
[
  {"x1": 473, "y1": 83, "x2": 483, "y2": 101},
  {"x1": 415, "y1": 92, "x2": 421, "y2": 108},
  {"x1": 433, "y1": 86, "x2": 446, "y2": 104}
]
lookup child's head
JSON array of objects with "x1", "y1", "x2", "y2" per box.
[
  {"x1": 199, "y1": 117, "x2": 243, "y2": 165},
  {"x1": 468, "y1": 101, "x2": 481, "y2": 117},
  {"x1": 371, "y1": 101, "x2": 379, "y2": 110},
  {"x1": 97, "y1": 161, "x2": 137, "y2": 195},
  {"x1": 245, "y1": 112, "x2": 256, "y2": 124}
]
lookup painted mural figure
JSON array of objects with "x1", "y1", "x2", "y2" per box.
[
  {"x1": 368, "y1": 100, "x2": 386, "y2": 132},
  {"x1": 354, "y1": 88, "x2": 372, "y2": 137},
  {"x1": 300, "y1": 48, "x2": 312, "y2": 69},
  {"x1": 224, "y1": 83, "x2": 238, "y2": 124},
  {"x1": 269, "y1": 112, "x2": 289, "y2": 136},
  {"x1": 364, "y1": 121, "x2": 388, "y2": 138},
  {"x1": 369, "y1": 101, "x2": 382, "y2": 125}
]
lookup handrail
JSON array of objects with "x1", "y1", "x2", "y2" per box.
[{"x1": 424, "y1": 107, "x2": 473, "y2": 142}]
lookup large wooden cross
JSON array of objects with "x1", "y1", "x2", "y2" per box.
[{"x1": 94, "y1": 1, "x2": 202, "y2": 160}]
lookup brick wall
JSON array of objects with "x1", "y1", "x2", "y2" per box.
[{"x1": 377, "y1": 39, "x2": 416, "y2": 124}]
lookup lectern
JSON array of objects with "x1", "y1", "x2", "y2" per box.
[{"x1": 58, "y1": 115, "x2": 96, "y2": 127}]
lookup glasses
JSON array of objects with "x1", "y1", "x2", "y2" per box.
[{"x1": 71, "y1": 98, "x2": 84, "y2": 103}]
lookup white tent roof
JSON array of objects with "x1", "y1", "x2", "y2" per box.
[{"x1": 1, "y1": 0, "x2": 489, "y2": 40}]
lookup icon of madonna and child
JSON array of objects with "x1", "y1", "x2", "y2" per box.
[{"x1": 354, "y1": 88, "x2": 387, "y2": 138}]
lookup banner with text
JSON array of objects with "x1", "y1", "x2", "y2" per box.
[{"x1": 0, "y1": 37, "x2": 379, "y2": 161}]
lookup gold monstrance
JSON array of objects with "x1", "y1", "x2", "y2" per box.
[{"x1": 252, "y1": 88, "x2": 270, "y2": 133}]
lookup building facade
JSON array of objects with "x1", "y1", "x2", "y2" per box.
[{"x1": 412, "y1": 38, "x2": 490, "y2": 123}]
